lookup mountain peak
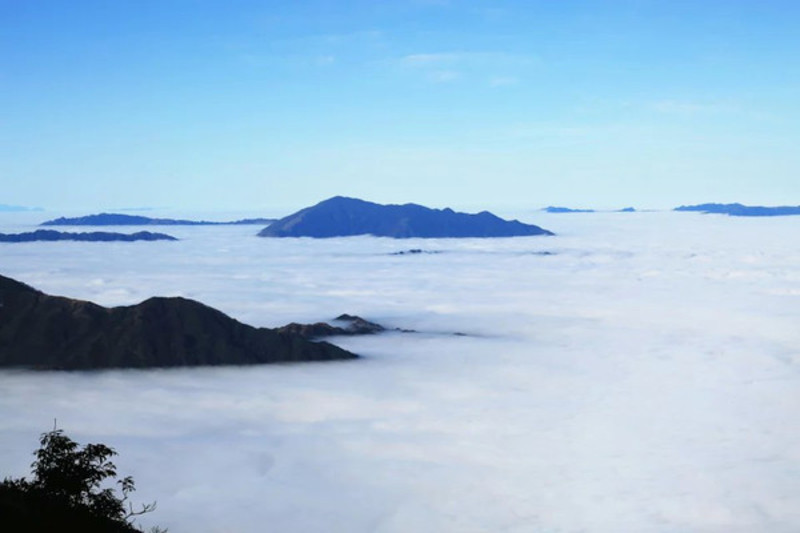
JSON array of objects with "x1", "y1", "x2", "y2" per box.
[{"x1": 259, "y1": 197, "x2": 553, "y2": 238}]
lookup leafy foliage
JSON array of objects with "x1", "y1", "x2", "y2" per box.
[{"x1": 1, "y1": 427, "x2": 164, "y2": 532}]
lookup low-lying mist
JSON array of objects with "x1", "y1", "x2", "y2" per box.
[{"x1": 1, "y1": 211, "x2": 798, "y2": 532}]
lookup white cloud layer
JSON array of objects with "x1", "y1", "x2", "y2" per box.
[{"x1": 1, "y1": 211, "x2": 798, "y2": 532}]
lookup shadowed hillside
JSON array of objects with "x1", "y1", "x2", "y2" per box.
[{"x1": 0, "y1": 274, "x2": 356, "y2": 370}]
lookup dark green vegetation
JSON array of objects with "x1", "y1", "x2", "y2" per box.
[
  {"x1": 675, "y1": 203, "x2": 800, "y2": 216},
  {"x1": 41, "y1": 213, "x2": 273, "y2": 226},
  {"x1": 1, "y1": 428, "x2": 164, "y2": 532},
  {"x1": 0, "y1": 274, "x2": 356, "y2": 370},
  {"x1": 0, "y1": 230, "x2": 177, "y2": 242},
  {"x1": 258, "y1": 196, "x2": 554, "y2": 238}
]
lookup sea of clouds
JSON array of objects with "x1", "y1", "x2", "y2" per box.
[{"x1": 1, "y1": 210, "x2": 798, "y2": 532}]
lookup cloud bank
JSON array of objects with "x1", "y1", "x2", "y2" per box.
[{"x1": 1, "y1": 211, "x2": 798, "y2": 532}]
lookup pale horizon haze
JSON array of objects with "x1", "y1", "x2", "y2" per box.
[{"x1": 2, "y1": 1, "x2": 799, "y2": 213}]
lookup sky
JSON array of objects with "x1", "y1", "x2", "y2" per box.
[
  {"x1": 1, "y1": 212, "x2": 799, "y2": 532},
  {"x1": 2, "y1": 0, "x2": 799, "y2": 212}
]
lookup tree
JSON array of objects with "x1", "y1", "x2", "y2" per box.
[{"x1": 1, "y1": 426, "x2": 165, "y2": 532}]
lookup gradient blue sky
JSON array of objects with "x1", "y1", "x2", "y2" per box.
[{"x1": 2, "y1": 1, "x2": 798, "y2": 212}]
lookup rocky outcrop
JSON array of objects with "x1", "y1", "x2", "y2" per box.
[
  {"x1": 276, "y1": 314, "x2": 417, "y2": 339},
  {"x1": 0, "y1": 230, "x2": 177, "y2": 242},
  {"x1": 258, "y1": 197, "x2": 553, "y2": 238},
  {"x1": 390, "y1": 249, "x2": 442, "y2": 256},
  {"x1": 0, "y1": 275, "x2": 355, "y2": 370},
  {"x1": 275, "y1": 314, "x2": 390, "y2": 339}
]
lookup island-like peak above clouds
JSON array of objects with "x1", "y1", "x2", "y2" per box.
[
  {"x1": 0, "y1": 274, "x2": 356, "y2": 370},
  {"x1": 258, "y1": 196, "x2": 554, "y2": 238},
  {"x1": 40, "y1": 213, "x2": 274, "y2": 226},
  {"x1": 674, "y1": 203, "x2": 800, "y2": 216}
]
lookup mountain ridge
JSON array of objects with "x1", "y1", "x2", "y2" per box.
[
  {"x1": 258, "y1": 196, "x2": 554, "y2": 238},
  {"x1": 0, "y1": 274, "x2": 356, "y2": 370},
  {"x1": 674, "y1": 203, "x2": 800, "y2": 216},
  {"x1": 41, "y1": 213, "x2": 274, "y2": 226},
  {"x1": 0, "y1": 230, "x2": 177, "y2": 242}
]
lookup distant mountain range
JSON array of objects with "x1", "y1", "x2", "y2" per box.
[
  {"x1": 0, "y1": 230, "x2": 177, "y2": 243},
  {"x1": 41, "y1": 213, "x2": 275, "y2": 226},
  {"x1": 674, "y1": 203, "x2": 800, "y2": 216},
  {"x1": 543, "y1": 206, "x2": 595, "y2": 213},
  {"x1": 542, "y1": 206, "x2": 636, "y2": 213},
  {"x1": 0, "y1": 274, "x2": 356, "y2": 370},
  {"x1": 258, "y1": 196, "x2": 554, "y2": 238}
]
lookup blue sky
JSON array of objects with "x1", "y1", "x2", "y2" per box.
[{"x1": 2, "y1": 1, "x2": 798, "y2": 212}]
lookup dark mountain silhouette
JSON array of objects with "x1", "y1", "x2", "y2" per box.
[
  {"x1": 275, "y1": 314, "x2": 388, "y2": 339},
  {"x1": 41, "y1": 213, "x2": 274, "y2": 226},
  {"x1": 674, "y1": 203, "x2": 800, "y2": 216},
  {"x1": 0, "y1": 274, "x2": 355, "y2": 370},
  {"x1": 277, "y1": 314, "x2": 424, "y2": 340},
  {"x1": 258, "y1": 197, "x2": 553, "y2": 238},
  {"x1": 0, "y1": 230, "x2": 177, "y2": 243}
]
